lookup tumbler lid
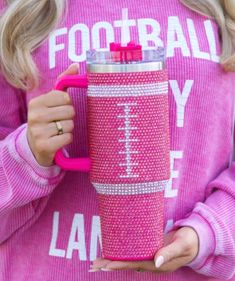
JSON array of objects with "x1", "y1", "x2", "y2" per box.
[{"x1": 86, "y1": 43, "x2": 165, "y2": 65}]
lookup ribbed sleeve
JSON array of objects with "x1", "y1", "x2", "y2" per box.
[
  {"x1": 0, "y1": 71, "x2": 65, "y2": 244},
  {"x1": 0, "y1": 124, "x2": 65, "y2": 243},
  {"x1": 174, "y1": 165, "x2": 235, "y2": 279}
]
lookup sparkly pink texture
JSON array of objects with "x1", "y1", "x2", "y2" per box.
[
  {"x1": 88, "y1": 95, "x2": 170, "y2": 183},
  {"x1": 87, "y1": 70, "x2": 170, "y2": 259},
  {"x1": 98, "y1": 192, "x2": 164, "y2": 260}
]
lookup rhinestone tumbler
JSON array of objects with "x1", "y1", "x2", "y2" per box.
[{"x1": 54, "y1": 43, "x2": 170, "y2": 260}]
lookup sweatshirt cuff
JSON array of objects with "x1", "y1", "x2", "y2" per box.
[
  {"x1": 15, "y1": 125, "x2": 64, "y2": 181},
  {"x1": 173, "y1": 212, "x2": 215, "y2": 269}
]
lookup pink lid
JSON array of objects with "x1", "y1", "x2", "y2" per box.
[{"x1": 109, "y1": 41, "x2": 142, "y2": 62}]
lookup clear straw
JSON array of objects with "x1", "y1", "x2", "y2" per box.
[{"x1": 121, "y1": 8, "x2": 129, "y2": 46}]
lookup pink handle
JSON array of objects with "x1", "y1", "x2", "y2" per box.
[{"x1": 54, "y1": 74, "x2": 91, "y2": 172}]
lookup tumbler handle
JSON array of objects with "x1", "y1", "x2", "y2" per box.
[{"x1": 54, "y1": 74, "x2": 91, "y2": 172}]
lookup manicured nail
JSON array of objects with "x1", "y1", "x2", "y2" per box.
[
  {"x1": 101, "y1": 268, "x2": 113, "y2": 271},
  {"x1": 155, "y1": 256, "x2": 165, "y2": 268}
]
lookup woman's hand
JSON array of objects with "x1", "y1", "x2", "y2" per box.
[
  {"x1": 27, "y1": 64, "x2": 78, "y2": 167},
  {"x1": 91, "y1": 227, "x2": 199, "y2": 273}
]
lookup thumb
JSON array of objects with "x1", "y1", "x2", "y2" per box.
[
  {"x1": 58, "y1": 63, "x2": 79, "y2": 78},
  {"x1": 154, "y1": 236, "x2": 185, "y2": 269}
]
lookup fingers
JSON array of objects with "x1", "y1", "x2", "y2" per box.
[
  {"x1": 91, "y1": 257, "x2": 188, "y2": 273},
  {"x1": 103, "y1": 260, "x2": 156, "y2": 272},
  {"x1": 50, "y1": 120, "x2": 74, "y2": 136},
  {"x1": 29, "y1": 91, "x2": 71, "y2": 109},
  {"x1": 91, "y1": 258, "x2": 113, "y2": 272},
  {"x1": 92, "y1": 258, "x2": 111, "y2": 268},
  {"x1": 31, "y1": 120, "x2": 74, "y2": 139},
  {"x1": 154, "y1": 237, "x2": 186, "y2": 268},
  {"x1": 58, "y1": 63, "x2": 79, "y2": 78},
  {"x1": 91, "y1": 256, "x2": 190, "y2": 274},
  {"x1": 27, "y1": 63, "x2": 80, "y2": 167},
  {"x1": 155, "y1": 255, "x2": 192, "y2": 273},
  {"x1": 42, "y1": 63, "x2": 79, "y2": 107},
  {"x1": 154, "y1": 227, "x2": 199, "y2": 270},
  {"x1": 29, "y1": 105, "x2": 75, "y2": 125},
  {"x1": 47, "y1": 105, "x2": 75, "y2": 122},
  {"x1": 91, "y1": 228, "x2": 199, "y2": 274},
  {"x1": 43, "y1": 91, "x2": 71, "y2": 107},
  {"x1": 33, "y1": 63, "x2": 79, "y2": 108},
  {"x1": 29, "y1": 132, "x2": 73, "y2": 167},
  {"x1": 92, "y1": 258, "x2": 156, "y2": 272},
  {"x1": 47, "y1": 133, "x2": 73, "y2": 152}
]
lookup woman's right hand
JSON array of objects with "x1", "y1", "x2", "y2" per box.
[{"x1": 27, "y1": 64, "x2": 78, "y2": 167}]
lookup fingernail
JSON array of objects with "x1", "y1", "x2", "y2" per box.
[
  {"x1": 101, "y1": 268, "x2": 113, "y2": 271},
  {"x1": 155, "y1": 256, "x2": 165, "y2": 268}
]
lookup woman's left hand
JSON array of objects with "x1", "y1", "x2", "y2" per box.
[{"x1": 91, "y1": 227, "x2": 199, "y2": 273}]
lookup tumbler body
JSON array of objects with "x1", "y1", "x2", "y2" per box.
[{"x1": 86, "y1": 48, "x2": 170, "y2": 260}]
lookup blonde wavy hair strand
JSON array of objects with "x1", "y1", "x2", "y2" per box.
[
  {"x1": 180, "y1": 0, "x2": 235, "y2": 71},
  {"x1": 0, "y1": 0, "x2": 235, "y2": 91},
  {"x1": 0, "y1": 0, "x2": 66, "y2": 90}
]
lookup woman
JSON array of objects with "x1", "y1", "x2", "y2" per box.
[{"x1": 0, "y1": 0, "x2": 235, "y2": 280}]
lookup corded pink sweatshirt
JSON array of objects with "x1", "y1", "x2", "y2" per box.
[{"x1": 0, "y1": 0, "x2": 235, "y2": 280}]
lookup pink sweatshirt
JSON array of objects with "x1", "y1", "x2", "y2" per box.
[{"x1": 0, "y1": 0, "x2": 235, "y2": 280}]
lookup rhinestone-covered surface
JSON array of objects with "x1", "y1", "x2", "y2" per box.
[
  {"x1": 87, "y1": 69, "x2": 170, "y2": 260},
  {"x1": 98, "y1": 192, "x2": 164, "y2": 260}
]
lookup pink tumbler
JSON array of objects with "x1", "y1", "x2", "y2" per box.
[{"x1": 55, "y1": 43, "x2": 170, "y2": 260}]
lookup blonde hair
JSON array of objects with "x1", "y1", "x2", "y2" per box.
[
  {"x1": 0, "y1": 0, "x2": 235, "y2": 91},
  {"x1": 180, "y1": 0, "x2": 235, "y2": 71},
  {"x1": 0, "y1": 0, "x2": 66, "y2": 90}
]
